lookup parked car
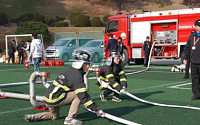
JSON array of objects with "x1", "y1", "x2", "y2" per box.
[
  {"x1": 72, "y1": 40, "x2": 104, "y2": 63},
  {"x1": 45, "y1": 38, "x2": 94, "y2": 61}
]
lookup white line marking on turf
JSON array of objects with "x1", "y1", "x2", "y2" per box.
[
  {"x1": 0, "y1": 107, "x2": 33, "y2": 115},
  {"x1": 0, "y1": 80, "x2": 54, "y2": 87},
  {"x1": 132, "y1": 81, "x2": 190, "y2": 92},
  {"x1": 168, "y1": 82, "x2": 191, "y2": 90},
  {"x1": 0, "y1": 66, "x2": 62, "y2": 71}
]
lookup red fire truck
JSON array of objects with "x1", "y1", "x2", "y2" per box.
[{"x1": 104, "y1": 8, "x2": 200, "y2": 65}]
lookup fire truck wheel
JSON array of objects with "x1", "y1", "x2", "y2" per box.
[{"x1": 122, "y1": 49, "x2": 129, "y2": 65}]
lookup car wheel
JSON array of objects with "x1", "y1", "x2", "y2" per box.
[
  {"x1": 92, "y1": 53, "x2": 100, "y2": 63},
  {"x1": 62, "y1": 54, "x2": 69, "y2": 62}
]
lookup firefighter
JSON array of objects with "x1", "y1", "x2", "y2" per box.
[
  {"x1": 24, "y1": 51, "x2": 104, "y2": 125},
  {"x1": 97, "y1": 50, "x2": 127, "y2": 102},
  {"x1": 184, "y1": 19, "x2": 200, "y2": 100}
]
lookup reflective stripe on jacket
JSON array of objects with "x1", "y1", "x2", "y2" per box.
[{"x1": 43, "y1": 67, "x2": 98, "y2": 111}]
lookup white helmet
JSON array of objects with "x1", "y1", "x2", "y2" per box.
[
  {"x1": 72, "y1": 51, "x2": 91, "y2": 69},
  {"x1": 106, "y1": 50, "x2": 121, "y2": 66}
]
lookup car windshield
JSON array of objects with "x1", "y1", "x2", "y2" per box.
[
  {"x1": 52, "y1": 39, "x2": 70, "y2": 46},
  {"x1": 84, "y1": 41, "x2": 101, "y2": 47}
]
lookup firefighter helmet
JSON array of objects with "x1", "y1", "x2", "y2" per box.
[
  {"x1": 72, "y1": 51, "x2": 91, "y2": 69},
  {"x1": 106, "y1": 50, "x2": 121, "y2": 66},
  {"x1": 109, "y1": 50, "x2": 121, "y2": 58}
]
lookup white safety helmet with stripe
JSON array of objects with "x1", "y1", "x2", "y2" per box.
[
  {"x1": 72, "y1": 51, "x2": 91, "y2": 69},
  {"x1": 106, "y1": 50, "x2": 121, "y2": 66}
]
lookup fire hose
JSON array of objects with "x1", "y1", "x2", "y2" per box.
[
  {"x1": 97, "y1": 77, "x2": 200, "y2": 111},
  {"x1": 81, "y1": 104, "x2": 141, "y2": 125}
]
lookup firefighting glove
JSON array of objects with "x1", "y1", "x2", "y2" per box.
[
  {"x1": 96, "y1": 109, "x2": 104, "y2": 117},
  {"x1": 120, "y1": 86, "x2": 126, "y2": 93}
]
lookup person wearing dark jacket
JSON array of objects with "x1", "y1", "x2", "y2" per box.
[
  {"x1": 24, "y1": 51, "x2": 104, "y2": 125},
  {"x1": 143, "y1": 36, "x2": 152, "y2": 67},
  {"x1": 17, "y1": 41, "x2": 25, "y2": 64},
  {"x1": 181, "y1": 51, "x2": 190, "y2": 79},
  {"x1": 97, "y1": 50, "x2": 127, "y2": 102},
  {"x1": 105, "y1": 34, "x2": 118, "y2": 54},
  {"x1": 8, "y1": 40, "x2": 16, "y2": 63},
  {"x1": 118, "y1": 37, "x2": 125, "y2": 55},
  {"x1": 184, "y1": 19, "x2": 200, "y2": 101}
]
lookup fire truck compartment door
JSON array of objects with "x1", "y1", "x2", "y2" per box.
[
  {"x1": 131, "y1": 21, "x2": 151, "y2": 44},
  {"x1": 132, "y1": 48, "x2": 142, "y2": 58}
]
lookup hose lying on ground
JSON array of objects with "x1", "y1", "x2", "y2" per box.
[{"x1": 97, "y1": 77, "x2": 200, "y2": 111}]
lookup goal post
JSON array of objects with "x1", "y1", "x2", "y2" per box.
[{"x1": 5, "y1": 34, "x2": 43, "y2": 58}]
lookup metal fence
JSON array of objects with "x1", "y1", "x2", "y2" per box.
[{"x1": 45, "y1": 31, "x2": 105, "y2": 66}]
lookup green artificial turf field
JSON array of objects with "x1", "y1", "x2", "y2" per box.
[{"x1": 0, "y1": 61, "x2": 200, "y2": 125}]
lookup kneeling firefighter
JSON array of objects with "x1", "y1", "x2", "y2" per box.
[
  {"x1": 24, "y1": 51, "x2": 104, "y2": 125},
  {"x1": 97, "y1": 50, "x2": 127, "y2": 102}
]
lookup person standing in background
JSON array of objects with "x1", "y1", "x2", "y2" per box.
[
  {"x1": 27, "y1": 34, "x2": 44, "y2": 73},
  {"x1": 17, "y1": 41, "x2": 25, "y2": 64},
  {"x1": 8, "y1": 40, "x2": 16, "y2": 63},
  {"x1": 184, "y1": 19, "x2": 200, "y2": 100},
  {"x1": 105, "y1": 34, "x2": 118, "y2": 54},
  {"x1": 117, "y1": 37, "x2": 125, "y2": 56},
  {"x1": 23, "y1": 40, "x2": 32, "y2": 65},
  {"x1": 143, "y1": 36, "x2": 152, "y2": 67}
]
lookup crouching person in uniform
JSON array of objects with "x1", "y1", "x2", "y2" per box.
[
  {"x1": 97, "y1": 50, "x2": 127, "y2": 102},
  {"x1": 24, "y1": 51, "x2": 104, "y2": 125}
]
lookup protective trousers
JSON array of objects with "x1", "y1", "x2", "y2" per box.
[
  {"x1": 33, "y1": 91, "x2": 80, "y2": 121},
  {"x1": 191, "y1": 63, "x2": 200, "y2": 96},
  {"x1": 103, "y1": 89, "x2": 119, "y2": 98}
]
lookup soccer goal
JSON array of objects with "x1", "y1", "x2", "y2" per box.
[{"x1": 5, "y1": 34, "x2": 43, "y2": 58}]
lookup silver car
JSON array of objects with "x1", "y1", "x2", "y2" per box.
[
  {"x1": 72, "y1": 40, "x2": 104, "y2": 63},
  {"x1": 45, "y1": 38, "x2": 94, "y2": 61}
]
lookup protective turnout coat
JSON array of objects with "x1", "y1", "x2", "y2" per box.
[
  {"x1": 97, "y1": 62, "x2": 127, "y2": 91},
  {"x1": 43, "y1": 67, "x2": 98, "y2": 111}
]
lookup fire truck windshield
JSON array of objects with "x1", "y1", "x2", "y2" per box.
[{"x1": 106, "y1": 20, "x2": 119, "y2": 33}]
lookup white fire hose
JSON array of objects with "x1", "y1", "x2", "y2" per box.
[
  {"x1": 97, "y1": 77, "x2": 200, "y2": 111},
  {"x1": 80, "y1": 105, "x2": 141, "y2": 125}
]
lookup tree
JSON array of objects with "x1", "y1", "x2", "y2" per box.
[
  {"x1": 69, "y1": 9, "x2": 90, "y2": 27},
  {"x1": 90, "y1": 17, "x2": 103, "y2": 27},
  {"x1": 17, "y1": 13, "x2": 34, "y2": 22},
  {"x1": 33, "y1": 13, "x2": 45, "y2": 23},
  {"x1": 103, "y1": 14, "x2": 112, "y2": 23},
  {"x1": 117, "y1": 0, "x2": 124, "y2": 11},
  {"x1": 55, "y1": 21, "x2": 69, "y2": 27},
  {"x1": 183, "y1": 0, "x2": 200, "y2": 6},
  {"x1": 15, "y1": 21, "x2": 51, "y2": 44},
  {"x1": 44, "y1": 16, "x2": 55, "y2": 26},
  {"x1": 0, "y1": 12, "x2": 8, "y2": 25}
]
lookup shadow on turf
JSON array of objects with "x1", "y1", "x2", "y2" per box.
[
  {"x1": 131, "y1": 91, "x2": 164, "y2": 99},
  {"x1": 68, "y1": 105, "x2": 152, "y2": 123},
  {"x1": 92, "y1": 90, "x2": 164, "y2": 102},
  {"x1": 59, "y1": 91, "x2": 164, "y2": 123}
]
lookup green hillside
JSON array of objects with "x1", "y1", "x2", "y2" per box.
[
  {"x1": 0, "y1": 0, "x2": 68, "y2": 20},
  {"x1": 0, "y1": 0, "x2": 190, "y2": 21}
]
